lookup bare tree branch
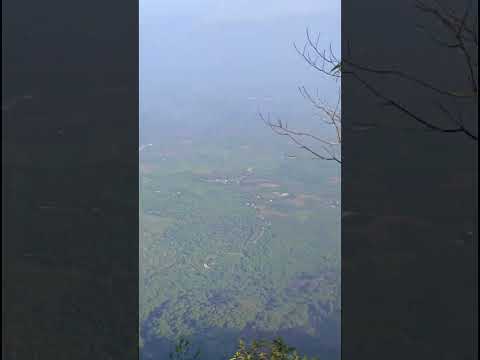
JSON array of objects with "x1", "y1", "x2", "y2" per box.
[
  {"x1": 348, "y1": 70, "x2": 478, "y2": 140},
  {"x1": 259, "y1": 112, "x2": 341, "y2": 163},
  {"x1": 325, "y1": 0, "x2": 476, "y2": 140},
  {"x1": 263, "y1": 0, "x2": 477, "y2": 165}
]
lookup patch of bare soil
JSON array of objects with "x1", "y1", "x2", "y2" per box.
[
  {"x1": 286, "y1": 194, "x2": 322, "y2": 207},
  {"x1": 257, "y1": 205, "x2": 289, "y2": 218}
]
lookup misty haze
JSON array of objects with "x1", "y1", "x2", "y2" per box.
[{"x1": 140, "y1": 1, "x2": 341, "y2": 359}]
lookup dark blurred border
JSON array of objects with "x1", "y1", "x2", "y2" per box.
[
  {"x1": 3, "y1": 0, "x2": 478, "y2": 359},
  {"x1": 2, "y1": 1, "x2": 139, "y2": 358},
  {"x1": 342, "y1": 0, "x2": 477, "y2": 359}
]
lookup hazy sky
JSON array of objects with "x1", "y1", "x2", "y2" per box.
[
  {"x1": 140, "y1": 0, "x2": 340, "y2": 24},
  {"x1": 140, "y1": 0, "x2": 341, "y2": 140}
]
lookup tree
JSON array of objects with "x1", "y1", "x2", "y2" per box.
[
  {"x1": 169, "y1": 337, "x2": 201, "y2": 360},
  {"x1": 229, "y1": 338, "x2": 317, "y2": 360},
  {"x1": 260, "y1": 36, "x2": 341, "y2": 164},
  {"x1": 169, "y1": 337, "x2": 317, "y2": 360},
  {"x1": 263, "y1": 0, "x2": 477, "y2": 162}
]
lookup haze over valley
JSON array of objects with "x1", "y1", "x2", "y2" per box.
[{"x1": 140, "y1": 1, "x2": 341, "y2": 358}]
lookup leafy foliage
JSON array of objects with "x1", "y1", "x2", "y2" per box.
[
  {"x1": 169, "y1": 337, "x2": 201, "y2": 360},
  {"x1": 169, "y1": 337, "x2": 317, "y2": 360},
  {"x1": 230, "y1": 338, "x2": 317, "y2": 360}
]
